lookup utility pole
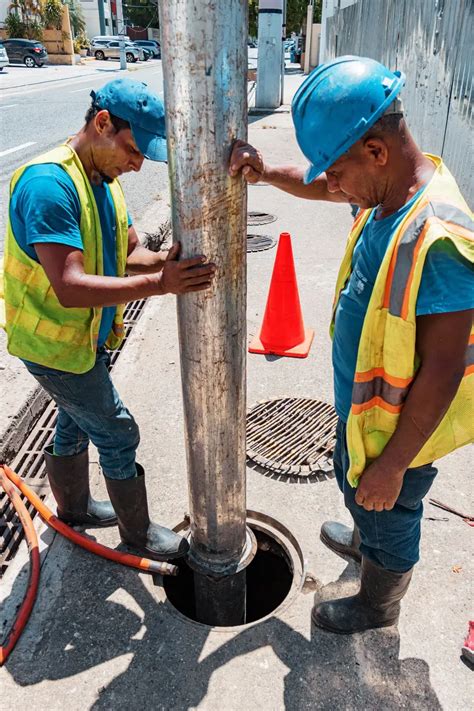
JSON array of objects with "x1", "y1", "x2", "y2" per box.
[
  {"x1": 158, "y1": 0, "x2": 253, "y2": 626},
  {"x1": 115, "y1": 0, "x2": 127, "y2": 70},
  {"x1": 256, "y1": 0, "x2": 284, "y2": 109},
  {"x1": 280, "y1": 0, "x2": 287, "y2": 106},
  {"x1": 304, "y1": 1, "x2": 314, "y2": 75},
  {"x1": 97, "y1": 0, "x2": 106, "y2": 35}
]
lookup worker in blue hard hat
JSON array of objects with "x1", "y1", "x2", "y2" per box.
[
  {"x1": 2, "y1": 78, "x2": 217, "y2": 563},
  {"x1": 230, "y1": 56, "x2": 473, "y2": 634}
]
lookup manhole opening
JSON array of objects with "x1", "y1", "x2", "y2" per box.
[{"x1": 163, "y1": 527, "x2": 293, "y2": 626}]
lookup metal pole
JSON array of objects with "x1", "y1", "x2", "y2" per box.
[
  {"x1": 280, "y1": 0, "x2": 287, "y2": 105},
  {"x1": 158, "y1": 0, "x2": 251, "y2": 626},
  {"x1": 256, "y1": 0, "x2": 284, "y2": 109},
  {"x1": 115, "y1": 0, "x2": 127, "y2": 70},
  {"x1": 98, "y1": 0, "x2": 106, "y2": 36}
]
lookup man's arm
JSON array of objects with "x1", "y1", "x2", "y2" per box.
[
  {"x1": 228, "y1": 139, "x2": 349, "y2": 203},
  {"x1": 126, "y1": 225, "x2": 168, "y2": 274},
  {"x1": 35, "y1": 241, "x2": 215, "y2": 308},
  {"x1": 355, "y1": 309, "x2": 472, "y2": 511}
]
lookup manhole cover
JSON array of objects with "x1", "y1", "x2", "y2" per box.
[
  {"x1": 247, "y1": 211, "x2": 277, "y2": 226},
  {"x1": 246, "y1": 397, "x2": 337, "y2": 476},
  {"x1": 247, "y1": 234, "x2": 276, "y2": 252}
]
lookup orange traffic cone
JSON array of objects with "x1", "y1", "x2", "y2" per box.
[{"x1": 249, "y1": 232, "x2": 314, "y2": 358}]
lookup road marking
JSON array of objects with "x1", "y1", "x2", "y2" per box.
[
  {"x1": 0, "y1": 142, "x2": 37, "y2": 158},
  {"x1": 70, "y1": 87, "x2": 92, "y2": 93},
  {"x1": 0, "y1": 104, "x2": 18, "y2": 109}
]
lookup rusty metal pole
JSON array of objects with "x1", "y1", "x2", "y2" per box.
[{"x1": 158, "y1": 0, "x2": 252, "y2": 625}]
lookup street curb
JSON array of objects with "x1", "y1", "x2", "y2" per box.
[
  {"x1": 0, "y1": 385, "x2": 49, "y2": 463},
  {"x1": 249, "y1": 105, "x2": 291, "y2": 115}
]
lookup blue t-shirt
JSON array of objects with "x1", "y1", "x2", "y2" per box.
[
  {"x1": 9, "y1": 164, "x2": 132, "y2": 348},
  {"x1": 332, "y1": 195, "x2": 474, "y2": 422}
]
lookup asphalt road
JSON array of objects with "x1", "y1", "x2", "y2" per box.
[{"x1": 0, "y1": 61, "x2": 168, "y2": 254}]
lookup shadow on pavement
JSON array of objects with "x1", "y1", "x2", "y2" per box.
[{"x1": 2, "y1": 540, "x2": 441, "y2": 710}]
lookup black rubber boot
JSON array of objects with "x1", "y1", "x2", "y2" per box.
[
  {"x1": 44, "y1": 445, "x2": 117, "y2": 527},
  {"x1": 105, "y1": 465, "x2": 189, "y2": 561},
  {"x1": 312, "y1": 557, "x2": 413, "y2": 634},
  {"x1": 320, "y1": 520, "x2": 361, "y2": 563}
]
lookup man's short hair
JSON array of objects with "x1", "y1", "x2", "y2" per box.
[{"x1": 85, "y1": 102, "x2": 130, "y2": 133}]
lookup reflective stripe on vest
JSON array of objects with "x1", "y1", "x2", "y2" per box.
[
  {"x1": 330, "y1": 154, "x2": 474, "y2": 486},
  {"x1": 386, "y1": 202, "x2": 474, "y2": 318}
]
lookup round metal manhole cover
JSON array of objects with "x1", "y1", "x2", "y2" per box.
[
  {"x1": 247, "y1": 211, "x2": 277, "y2": 226},
  {"x1": 246, "y1": 397, "x2": 337, "y2": 477},
  {"x1": 247, "y1": 234, "x2": 276, "y2": 252}
]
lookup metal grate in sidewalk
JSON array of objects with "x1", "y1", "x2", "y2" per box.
[
  {"x1": 246, "y1": 397, "x2": 337, "y2": 478},
  {"x1": 0, "y1": 299, "x2": 147, "y2": 577}
]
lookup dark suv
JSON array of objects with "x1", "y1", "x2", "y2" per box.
[{"x1": 2, "y1": 38, "x2": 48, "y2": 67}]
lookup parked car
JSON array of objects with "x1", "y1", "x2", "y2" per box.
[
  {"x1": 93, "y1": 41, "x2": 142, "y2": 63},
  {"x1": 132, "y1": 40, "x2": 161, "y2": 58},
  {"x1": 0, "y1": 42, "x2": 9, "y2": 70},
  {"x1": 2, "y1": 38, "x2": 48, "y2": 67},
  {"x1": 91, "y1": 35, "x2": 130, "y2": 46}
]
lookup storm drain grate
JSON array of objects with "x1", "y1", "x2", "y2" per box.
[
  {"x1": 247, "y1": 211, "x2": 277, "y2": 226},
  {"x1": 0, "y1": 298, "x2": 147, "y2": 578},
  {"x1": 247, "y1": 234, "x2": 276, "y2": 252},
  {"x1": 246, "y1": 397, "x2": 337, "y2": 477}
]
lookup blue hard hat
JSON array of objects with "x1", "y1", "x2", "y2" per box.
[
  {"x1": 291, "y1": 56, "x2": 405, "y2": 183},
  {"x1": 91, "y1": 79, "x2": 167, "y2": 162}
]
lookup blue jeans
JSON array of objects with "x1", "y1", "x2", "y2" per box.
[
  {"x1": 334, "y1": 419, "x2": 437, "y2": 572},
  {"x1": 23, "y1": 349, "x2": 139, "y2": 480}
]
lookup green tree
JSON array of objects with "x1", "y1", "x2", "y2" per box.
[
  {"x1": 6, "y1": 0, "x2": 43, "y2": 38},
  {"x1": 123, "y1": 0, "x2": 158, "y2": 29},
  {"x1": 65, "y1": 0, "x2": 86, "y2": 37},
  {"x1": 249, "y1": 1, "x2": 321, "y2": 39},
  {"x1": 286, "y1": 0, "x2": 321, "y2": 35}
]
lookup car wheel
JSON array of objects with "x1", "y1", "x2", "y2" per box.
[
  {"x1": 126, "y1": 52, "x2": 135, "y2": 63},
  {"x1": 95, "y1": 50, "x2": 105, "y2": 60},
  {"x1": 24, "y1": 56, "x2": 36, "y2": 68}
]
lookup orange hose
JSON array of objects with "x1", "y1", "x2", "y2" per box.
[
  {"x1": 1, "y1": 465, "x2": 178, "y2": 576},
  {"x1": 0, "y1": 464, "x2": 179, "y2": 666},
  {"x1": 0, "y1": 469, "x2": 40, "y2": 667}
]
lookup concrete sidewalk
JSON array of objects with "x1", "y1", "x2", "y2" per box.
[{"x1": 1, "y1": 73, "x2": 472, "y2": 710}]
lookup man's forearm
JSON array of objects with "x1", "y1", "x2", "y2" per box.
[
  {"x1": 374, "y1": 362, "x2": 465, "y2": 474},
  {"x1": 263, "y1": 165, "x2": 348, "y2": 202},
  {"x1": 58, "y1": 272, "x2": 163, "y2": 308},
  {"x1": 126, "y1": 245, "x2": 167, "y2": 274}
]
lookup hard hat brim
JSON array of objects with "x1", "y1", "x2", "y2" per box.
[{"x1": 300, "y1": 67, "x2": 406, "y2": 185}]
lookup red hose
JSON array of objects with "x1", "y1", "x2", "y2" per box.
[
  {"x1": 0, "y1": 463, "x2": 179, "y2": 665},
  {"x1": 0, "y1": 469, "x2": 40, "y2": 666}
]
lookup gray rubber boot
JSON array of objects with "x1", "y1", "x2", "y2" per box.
[
  {"x1": 320, "y1": 520, "x2": 361, "y2": 563},
  {"x1": 311, "y1": 557, "x2": 413, "y2": 634},
  {"x1": 105, "y1": 465, "x2": 189, "y2": 561},
  {"x1": 44, "y1": 444, "x2": 117, "y2": 527}
]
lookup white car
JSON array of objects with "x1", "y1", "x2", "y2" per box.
[{"x1": 0, "y1": 42, "x2": 10, "y2": 70}]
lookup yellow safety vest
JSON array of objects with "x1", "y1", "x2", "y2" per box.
[
  {"x1": 331, "y1": 155, "x2": 474, "y2": 486},
  {"x1": 0, "y1": 143, "x2": 128, "y2": 374}
]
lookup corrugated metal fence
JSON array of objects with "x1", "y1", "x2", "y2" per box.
[{"x1": 325, "y1": 0, "x2": 473, "y2": 205}]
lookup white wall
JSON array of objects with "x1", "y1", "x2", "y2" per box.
[
  {"x1": 79, "y1": 0, "x2": 114, "y2": 39},
  {"x1": 0, "y1": 0, "x2": 9, "y2": 26}
]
